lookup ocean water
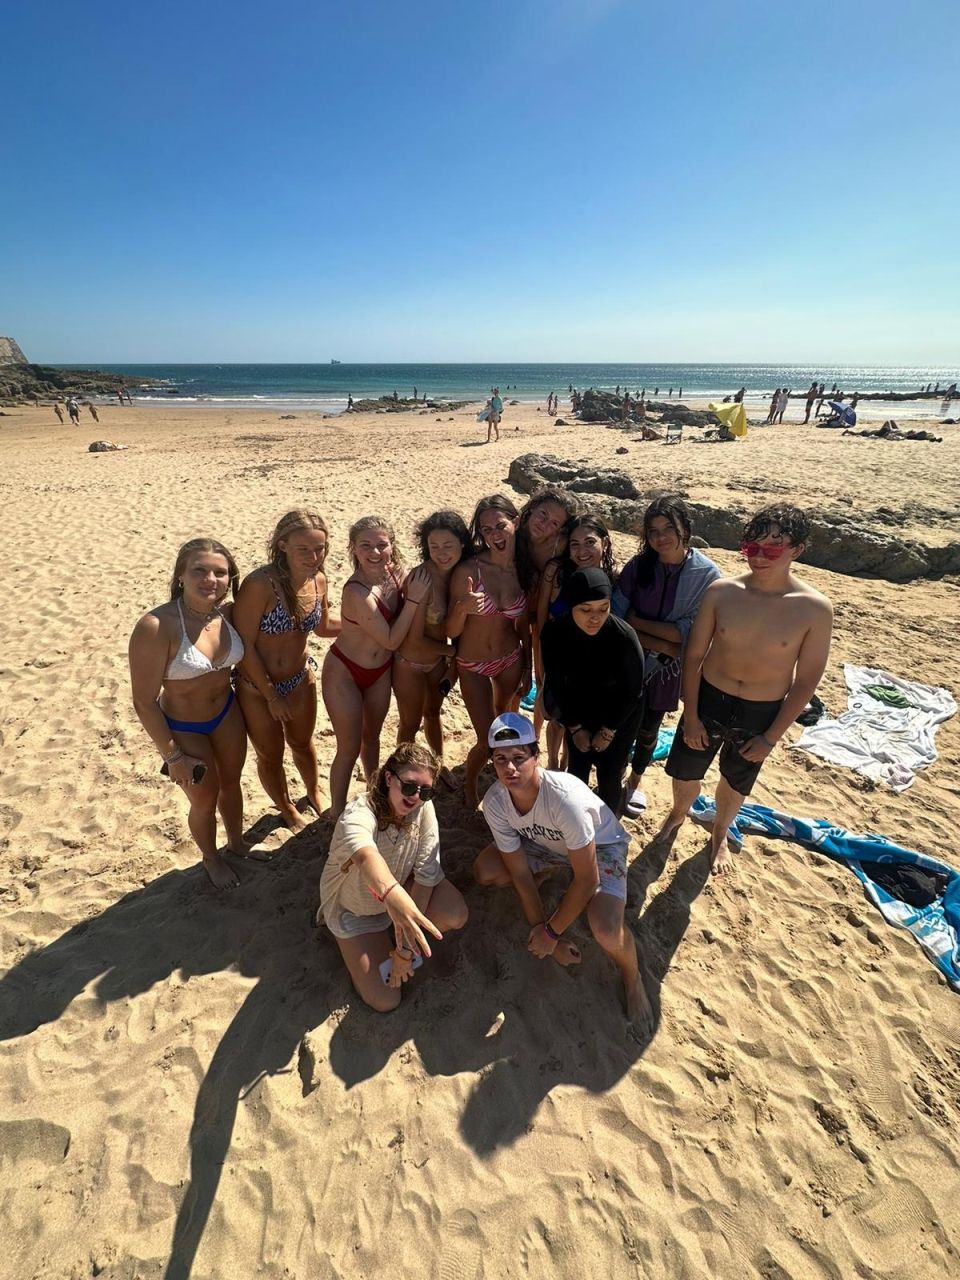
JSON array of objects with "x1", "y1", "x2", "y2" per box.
[{"x1": 75, "y1": 362, "x2": 959, "y2": 418}]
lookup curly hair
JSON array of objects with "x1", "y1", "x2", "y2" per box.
[
  {"x1": 743, "y1": 504, "x2": 811, "y2": 547},
  {"x1": 515, "y1": 488, "x2": 579, "y2": 593},
  {"x1": 468, "y1": 494, "x2": 519, "y2": 554},
  {"x1": 267, "y1": 509, "x2": 329, "y2": 624},
  {"x1": 367, "y1": 741, "x2": 440, "y2": 829},
  {"x1": 170, "y1": 538, "x2": 240, "y2": 602},
  {"x1": 348, "y1": 515, "x2": 405, "y2": 571},
  {"x1": 416, "y1": 509, "x2": 472, "y2": 564},
  {"x1": 556, "y1": 513, "x2": 616, "y2": 591},
  {"x1": 631, "y1": 495, "x2": 693, "y2": 590}
]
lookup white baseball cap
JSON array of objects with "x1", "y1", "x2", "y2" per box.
[{"x1": 488, "y1": 712, "x2": 537, "y2": 748}]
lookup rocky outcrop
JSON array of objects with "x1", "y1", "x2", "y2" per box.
[
  {"x1": 576, "y1": 388, "x2": 716, "y2": 429},
  {"x1": 0, "y1": 340, "x2": 135, "y2": 404},
  {"x1": 508, "y1": 453, "x2": 960, "y2": 583},
  {"x1": 345, "y1": 396, "x2": 470, "y2": 413},
  {"x1": 0, "y1": 337, "x2": 29, "y2": 365}
]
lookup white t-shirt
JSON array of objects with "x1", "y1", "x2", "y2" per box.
[
  {"x1": 481, "y1": 768, "x2": 627, "y2": 859},
  {"x1": 319, "y1": 795, "x2": 444, "y2": 925}
]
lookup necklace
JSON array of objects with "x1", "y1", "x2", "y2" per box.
[{"x1": 183, "y1": 601, "x2": 221, "y2": 629}]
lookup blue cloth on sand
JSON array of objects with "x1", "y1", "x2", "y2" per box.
[{"x1": 690, "y1": 796, "x2": 960, "y2": 991}]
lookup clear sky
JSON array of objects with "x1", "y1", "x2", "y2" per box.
[{"x1": 2, "y1": 0, "x2": 958, "y2": 363}]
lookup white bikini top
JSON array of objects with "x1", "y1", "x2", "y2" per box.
[{"x1": 165, "y1": 599, "x2": 245, "y2": 680}]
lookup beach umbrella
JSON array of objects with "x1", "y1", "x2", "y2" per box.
[{"x1": 707, "y1": 401, "x2": 748, "y2": 438}]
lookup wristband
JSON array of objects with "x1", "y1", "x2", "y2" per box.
[
  {"x1": 162, "y1": 748, "x2": 184, "y2": 764},
  {"x1": 543, "y1": 919, "x2": 561, "y2": 942},
  {"x1": 382, "y1": 881, "x2": 401, "y2": 903},
  {"x1": 760, "y1": 732, "x2": 776, "y2": 748}
]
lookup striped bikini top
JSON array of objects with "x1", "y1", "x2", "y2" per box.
[
  {"x1": 259, "y1": 576, "x2": 323, "y2": 635},
  {"x1": 166, "y1": 600, "x2": 244, "y2": 680},
  {"x1": 476, "y1": 562, "x2": 526, "y2": 620}
]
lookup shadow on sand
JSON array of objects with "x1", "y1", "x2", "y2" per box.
[{"x1": 0, "y1": 793, "x2": 709, "y2": 1278}]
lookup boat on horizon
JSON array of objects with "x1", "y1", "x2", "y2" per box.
[{"x1": 330, "y1": 358, "x2": 341, "y2": 365}]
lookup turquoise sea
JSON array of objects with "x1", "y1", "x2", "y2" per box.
[{"x1": 75, "y1": 362, "x2": 959, "y2": 417}]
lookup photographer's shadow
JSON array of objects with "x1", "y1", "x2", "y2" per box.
[{"x1": 0, "y1": 822, "x2": 337, "y2": 1280}]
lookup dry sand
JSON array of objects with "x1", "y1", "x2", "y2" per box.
[{"x1": 0, "y1": 400, "x2": 958, "y2": 1280}]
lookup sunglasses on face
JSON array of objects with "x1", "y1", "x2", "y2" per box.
[
  {"x1": 393, "y1": 776, "x2": 434, "y2": 801},
  {"x1": 741, "y1": 540, "x2": 789, "y2": 561}
]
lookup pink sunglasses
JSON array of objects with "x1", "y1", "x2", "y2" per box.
[{"x1": 741, "y1": 541, "x2": 789, "y2": 561}]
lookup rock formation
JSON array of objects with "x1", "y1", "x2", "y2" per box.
[{"x1": 508, "y1": 453, "x2": 960, "y2": 583}]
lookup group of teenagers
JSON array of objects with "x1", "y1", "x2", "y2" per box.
[{"x1": 129, "y1": 488, "x2": 833, "y2": 1029}]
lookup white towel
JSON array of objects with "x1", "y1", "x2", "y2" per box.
[{"x1": 793, "y1": 664, "x2": 956, "y2": 791}]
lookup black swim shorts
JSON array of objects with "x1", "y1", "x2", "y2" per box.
[{"x1": 665, "y1": 677, "x2": 783, "y2": 796}]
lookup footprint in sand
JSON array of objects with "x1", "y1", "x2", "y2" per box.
[{"x1": 438, "y1": 1208, "x2": 483, "y2": 1280}]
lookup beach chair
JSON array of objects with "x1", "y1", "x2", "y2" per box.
[{"x1": 664, "y1": 422, "x2": 682, "y2": 445}]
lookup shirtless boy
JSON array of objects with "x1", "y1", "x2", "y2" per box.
[
  {"x1": 474, "y1": 713, "x2": 654, "y2": 1032},
  {"x1": 656, "y1": 505, "x2": 833, "y2": 873}
]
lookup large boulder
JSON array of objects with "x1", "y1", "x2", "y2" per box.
[{"x1": 508, "y1": 454, "x2": 960, "y2": 583}]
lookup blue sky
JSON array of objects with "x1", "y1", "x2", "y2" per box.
[{"x1": 2, "y1": 0, "x2": 958, "y2": 363}]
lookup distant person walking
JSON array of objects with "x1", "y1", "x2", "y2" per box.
[
  {"x1": 733, "y1": 386, "x2": 745, "y2": 403},
  {"x1": 67, "y1": 396, "x2": 81, "y2": 425},
  {"x1": 53, "y1": 402, "x2": 64, "y2": 423},
  {"x1": 765, "y1": 390, "x2": 781, "y2": 425},
  {"x1": 87, "y1": 402, "x2": 100, "y2": 423}
]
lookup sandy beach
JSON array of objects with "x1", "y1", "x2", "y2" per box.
[{"x1": 1, "y1": 399, "x2": 958, "y2": 1280}]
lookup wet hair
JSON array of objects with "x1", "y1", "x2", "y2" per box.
[
  {"x1": 630, "y1": 495, "x2": 693, "y2": 589},
  {"x1": 556, "y1": 513, "x2": 616, "y2": 591},
  {"x1": 170, "y1": 538, "x2": 240, "y2": 602},
  {"x1": 348, "y1": 515, "x2": 404, "y2": 570},
  {"x1": 515, "y1": 488, "x2": 579, "y2": 592},
  {"x1": 743, "y1": 504, "x2": 810, "y2": 547},
  {"x1": 268, "y1": 509, "x2": 330, "y2": 624},
  {"x1": 367, "y1": 741, "x2": 439, "y2": 828},
  {"x1": 469, "y1": 494, "x2": 519, "y2": 554},
  {"x1": 416, "y1": 509, "x2": 472, "y2": 565}
]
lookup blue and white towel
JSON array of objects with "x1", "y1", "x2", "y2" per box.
[{"x1": 690, "y1": 796, "x2": 960, "y2": 991}]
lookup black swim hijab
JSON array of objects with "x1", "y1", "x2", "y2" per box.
[{"x1": 566, "y1": 567, "x2": 612, "y2": 606}]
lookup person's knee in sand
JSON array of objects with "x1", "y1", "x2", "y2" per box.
[
  {"x1": 473, "y1": 713, "x2": 654, "y2": 1032},
  {"x1": 656, "y1": 504, "x2": 833, "y2": 874}
]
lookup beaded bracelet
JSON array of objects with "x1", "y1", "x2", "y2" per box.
[{"x1": 544, "y1": 919, "x2": 561, "y2": 942}]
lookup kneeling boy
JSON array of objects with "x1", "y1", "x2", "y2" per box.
[{"x1": 474, "y1": 713, "x2": 653, "y2": 1031}]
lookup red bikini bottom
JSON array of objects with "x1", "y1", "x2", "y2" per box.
[{"x1": 330, "y1": 644, "x2": 392, "y2": 691}]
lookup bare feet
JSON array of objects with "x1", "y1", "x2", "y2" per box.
[
  {"x1": 305, "y1": 792, "x2": 325, "y2": 817},
  {"x1": 711, "y1": 843, "x2": 734, "y2": 875},
  {"x1": 625, "y1": 973, "x2": 655, "y2": 1035},
  {"x1": 652, "y1": 813, "x2": 684, "y2": 846},
  {"x1": 202, "y1": 852, "x2": 239, "y2": 889},
  {"x1": 279, "y1": 803, "x2": 309, "y2": 831}
]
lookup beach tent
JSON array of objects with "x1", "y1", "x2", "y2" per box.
[{"x1": 707, "y1": 401, "x2": 748, "y2": 438}]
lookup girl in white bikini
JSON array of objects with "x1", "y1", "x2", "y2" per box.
[
  {"x1": 393, "y1": 510, "x2": 470, "y2": 781},
  {"x1": 129, "y1": 538, "x2": 266, "y2": 889},
  {"x1": 447, "y1": 495, "x2": 530, "y2": 808},
  {"x1": 234, "y1": 510, "x2": 339, "y2": 830}
]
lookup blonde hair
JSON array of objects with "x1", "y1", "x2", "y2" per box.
[
  {"x1": 367, "y1": 742, "x2": 439, "y2": 828},
  {"x1": 348, "y1": 515, "x2": 404, "y2": 570},
  {"x1": 268, "y1": 509, "x2": 329, "y2": 623}
]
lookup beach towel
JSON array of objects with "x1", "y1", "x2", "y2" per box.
[
  {"x1": 652, "y1": 725, "x2": 675, "y2": 761},
  {"x1": 793, "y1": 663, "x2": 956, "y2": 791},
  {"x1": 689, "y1": 796, "x2": 960, "y2": 991}
]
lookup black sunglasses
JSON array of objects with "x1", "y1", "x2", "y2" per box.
[{"x1": 392, "y1": 774, "x2": 434, "y2": 801}]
